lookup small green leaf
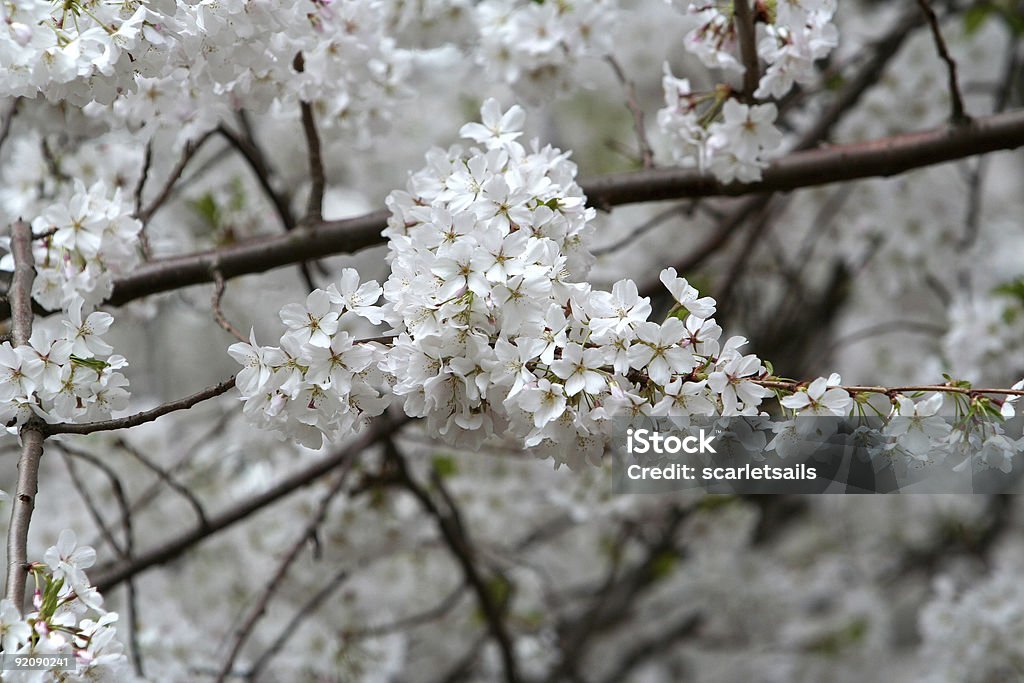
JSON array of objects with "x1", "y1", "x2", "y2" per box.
[
  {"x1": 432, "y1": 454, "x2": 458, "y2": 478},
  {"x1": 964, "y1": 5, "x2": 994, "y2": 34}
]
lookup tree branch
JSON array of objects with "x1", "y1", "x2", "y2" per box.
[
  {"x1": 4, "y1": 107, "x2": 1024, "y2": 324},
  {"x1": 91, "y1": 418, "x2": 404, "y2": 592},
  {"x1": 916, "y1": 0, "x2": 969, "y2": 124},
  {"x1": 215, "y1": 461, "x2": 355, "y2": 682},
  {"x1": 387, "y1": 441, "x2": 521, "y2": 683},
  {"x1": 733, "y1": 0, "x2": 760, "y2": 100},
  {"x1": 4, "y1": 220, "x2": 46, "y2": 612},
  {"x1": 605, "y1": 55, "x2": 655, "y2": 168},
  {"x1": 44, "y1": 377, "x2": 237, "y2": 436}
]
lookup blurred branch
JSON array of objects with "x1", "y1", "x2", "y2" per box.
[
  {"x1": 136, "y1": 130, "x2": 216, "y2": 226},
  {"x1": 387, "y1": 440, "x2": 522, "y2": 683},
  {"x1": 733, "y1": 0, "x2": 760, "y2": 100},
  {"x1": 56, "y1": 443, "x2": 147, "y2": 677},
  {"x1": 215, "y1": 461, "x2": 355, "y2": 682},
  {"x1": 605, "y1": 55, "x2": 655, "y2": 169},
  {"x1": 91, "y1": 418, "x2": 404, "y2": 592},
  {"x1": 917, "y1": 0, "x2": 970, "y2": 124}
]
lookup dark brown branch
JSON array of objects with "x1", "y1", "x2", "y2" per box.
[
  {"x1": 211, "y1": 272, "x2": 248, "y2": 343},
  {"x1": 581, "y1": 108, "x2": 1024, "y2": 206},
  {"x1": 136, "y1": 131, "x2": 216, "y2": 226},
  {"x1": 216, "y1": 123, "x2": 296, "y2": 231},
  {"x1": 91, "y1": 418, "x2": 402, "y2": 592},
  {"x1": 301, "y1": 102, "x2": 326, "y2": 224},
  {"x1": 605, "y1": 55, "x2": 655, "y2": 168},
  {"x1": 243, "y1": 566, "x2": 351, "y2": 681},
  {"x1": 4, "y1": 107, "x2": 1024, "y2": 324},
  {"x1": 134, "y1": 142, "x2": 154, "y2": 259},
  {"x1": 733, "y1": 0, "x2": 760, "y2": 100},
  {"x1": 215, "y1": 462, "x2": 355, "y2": 682},
  {"x1": 45, "y1": 377, "x2": 237, "y2": 436},
  {"x1": 114, "y1": 437, "x2": 211, "y2": 531},
  {"x1": 916, "y1": 0, "x2": 969, "y2": 124},
  {"x1": 219, "y1": 116, "x2": 319, "y2": 291},
  {"x1": 388, "y1": 442, "x2": 521, "y2": 683},
  {"x1": 56, "y1": 443, "x2": 146, "y2": 678},
  {"x1": 4, "y1": 220, "x2": 45, "y2": 612}
]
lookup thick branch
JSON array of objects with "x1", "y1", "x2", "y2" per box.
[
  {"x1": 4, "y1": 220, "x2": 45, "y2": 612},
  {"x1": 3, "y1": 108, "x2": 1024, "y2": 324},
  {"x1": 582, "y1": 108, "x2": 1024, "y2": 206}
]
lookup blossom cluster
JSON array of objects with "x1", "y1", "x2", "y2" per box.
[
  {"x1": 0, "y1": 301, "x2": 128, "y2": 429},
  {"x1": 227, "y1": 270, "x2": 391, "y2": 449},
  {"x1": 919, "y1": 563, "x2": 1024, "y2": 683},
  {"x1": 473, "y1": 0, "x2": 619, "y2": 100},
  {"x1": 658, "y1": 0, "x2": 838, "y2": 181},
  {"x1": 230, "y1": 100, "x2": 1024, "y2": 475},
  {"x1": 235, "y1": 100, "x2": 788, "y2": 466},
  {"x1": 0, "y1": 530, "x2": 127, "y2": 681},
  {"x1": 1, "y1": 0, "x2": 411, "y2": 144},
  {"x1": 9, "y1": 181, "x2": 143, "y2": 312}
]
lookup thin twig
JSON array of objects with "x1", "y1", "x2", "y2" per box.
[
  {"x1": 134, "y1": 142, "x2": 154, "y2": 259},
  {"x1": 216, "y1": 123, "x2": 296, "y2": 230},
  {"x1": 114, "y1": 437, "x2": 211, "y2": 531},
  {"x1": 0, "y1": 98, "x2": 20, "y2": 158},
  {"x1": 137, "y1": 131, "x2": 216, "y2": 226},
  {"x1": 916, "y1": 0, "x2": 970, "y2": 124},
  {"x1": 215, "y1": 461, "x2": 356, "y2": 682},
  {"x1": 294, "y1": 52, "x2": 326, "y2": 224},
  {"x1": 593, "y1": 204, "x2": 691, "y2": 256},
  {"x1": 45, "y1": 377, "x2": 237, "y2": 436},
  {"x1": 388, "y1": 441, "x2": 521, "y2": 683},
  {"x1": 60, "y1": 450, "x2": 125, "y2": 558},
  {"x1": 57, "y1": 444, "x2": 147, "y2": 677},
  {"x1": 211, "y1": 272, "x2": 248, "y2": 343},
  {"x1": 243, "y1": 566, "x2": 352, "y2": 681},
  {"x1": 91, "y1": 418, "x2": 406, "y2": 592},
  {"x1": 605, "y1": 55, "x2": 655, "y2": 168},
  {"x1": 217, "y1": 119, "x2": 320, "y2": 291}
]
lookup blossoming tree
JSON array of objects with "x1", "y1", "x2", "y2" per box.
[{"x1": 2, "y1": 0, "x2": 1024, "y2": 680}]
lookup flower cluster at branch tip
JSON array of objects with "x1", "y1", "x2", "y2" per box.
[
  {"x1": 230, "y1": 100, "x2": 1024, "y2": 473},
  {"x1": 658, "y1": 0, "x2": 838, "y2": 181},
  {"x1": 227, "y1": 270, "x2": 391, "y2": 449},
  {"x1": 233, "y1": 99, "x2": 779, "y2": 466},
  {"x1": 0, "y1": 299, "x2": 128, "y2": 431},
  {"x1": 0, "y1": 530, "x2": 128, "y2": 680}
]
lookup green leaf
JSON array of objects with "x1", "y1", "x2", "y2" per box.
[
  {"x1": 70, "y1": 355, "x2": 109, "y2": 373},
  {"x1": 190, "y1": 193, "x2": 220, "y2": 229},
  {"x1": 964, "y1": 5, "x2": 994, "y2": 35},
  {"x1": 432, "y1": 454, "x2": 458, "y2": 478}
]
